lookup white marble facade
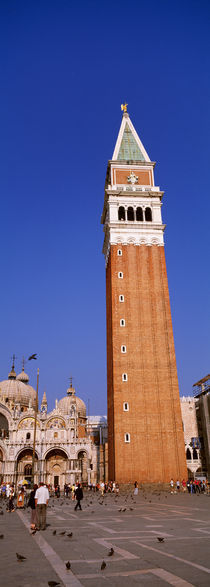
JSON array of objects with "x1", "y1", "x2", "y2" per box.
[{"x1": 0, "y1": 364, "x2": 105, "y2": 488}]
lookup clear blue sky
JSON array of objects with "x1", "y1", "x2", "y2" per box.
[{"x1": 0, "y1": 0, "x2": 209, "y2": 413}]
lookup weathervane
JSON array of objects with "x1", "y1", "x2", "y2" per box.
[
  {"x1": 11, "y1": 354, "x2": 17, "y2": 368},
  {"x1": 121, "y1": 102, "x2": 128, "y2": 113}
]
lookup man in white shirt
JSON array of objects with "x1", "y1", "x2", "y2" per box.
[{"x1": 35, "y1": 482, "x2": 49, "y2": 530}]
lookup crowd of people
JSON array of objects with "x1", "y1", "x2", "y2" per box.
[
  {"x1": 0, "y1": 476, "x2": 209, "y2": 533},
  {"x1": 170, "y1": 478, "x2": 208, "y2": 493}
]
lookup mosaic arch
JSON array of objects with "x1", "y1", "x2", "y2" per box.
[
  {"x1": 18, "y1": 417, "x2": 40, "y2": 430},
  {"x1": 46, "y1": 417, "x2": 66, "y2": 430}
]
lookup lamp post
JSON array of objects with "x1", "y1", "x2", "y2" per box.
[{"x1": 31, "y1": 368, "x2": 39, "y2": 486}]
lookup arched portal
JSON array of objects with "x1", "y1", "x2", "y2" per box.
[
  {"x1": 0, "y1": 413, "x2": 9, "y2": 439},
  {"x1": 45, "y1": 449, "x2": 68, "y2": 490},
  {"x1": 16, "y1": 449, "x2": 38, "y2": 487}
]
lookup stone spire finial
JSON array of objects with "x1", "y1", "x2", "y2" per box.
[
  {"x1": 41, "y1": 390, "x2": 47, "y2": 414},
  {"x1": 67, "y1": 375, "x2": 76, "y2": 396},
  {"x1": 41, "y1": 391, "x2": 47, "y2": 405},
  {"x1": 8, "y1": 355, "x2": 16, "y2": 380}
]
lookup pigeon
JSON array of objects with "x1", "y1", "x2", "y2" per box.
[
  {"x1": 53, "y1": 530, "x2": 56, "y2": 535},
  {"x1": 66, "y1": 561, "x2": 71, "y2": 570},
  {"x1": 59, "y1": 531, "x2": 66, "y2": 535},
  {"x1": 67, "y1": 532, "x2": 73, "y2": 537},
  {"x1": 157, "y1": 537, "x2": 165, "y2": 543},
  {"x1": 129, "y1": 508, "x2": 133, "y2": 511},
  {"x1": 48, "y1": 582, "x2": 60, "y2": 586},
  {"x1": 0, "y1": 511, "x2": 4, "y2": 515},
  {"x1": 16, "y1": 553, "x2": 27, "y2": 561},
  {"x1": 122, "y1": 508, "x2": 126, "y2": 512},
  {"x1": 108, "y1": 547, "x2": 114, "y2": 556},
  {"x1": 101, "y1": 560, "x2": 106, "y2": 570},
  {"x1": 0, "y1": 534, "x2": 4, "y2": 539},
  {"x1": 28, "y1": 353, "x2": 37, "y2": 360}
]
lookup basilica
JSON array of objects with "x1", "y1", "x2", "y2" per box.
[{"x1": 0, "y1": 362, "x2": 108, "y2": 488}]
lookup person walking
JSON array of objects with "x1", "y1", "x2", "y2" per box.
[
  {"x1": 74, "y1": 483, "x2": 83, "y2": 510},
  {"x1": 134, "y1": 481, "x2": 138, "y2": 496},
  {"x1": 8, "y1": 484, "x2": 15, "y2": 512},
  {"x1": 28, "y1": 484, "x2": 38, "y2": 530},
  {"x1": 35, "y1": 482, "x2": 49, "y2": 530},
  {"x1": 170, "y1": 479, "x2": 174, "y2": 494},
  {"x1": 71, "y1": 484, "x2": 75, "y2": 500},
  {"x1": 17, "y1": 486, "x2": 25, "y2": 508}
]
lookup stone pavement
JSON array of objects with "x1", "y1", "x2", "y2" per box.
[{"x1": 0, "y1": 490, "x2": 210, "y2": 586}]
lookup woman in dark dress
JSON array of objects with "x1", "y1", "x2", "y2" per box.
[{"x1": 28, "y1": 484, "x2": 38, "y2": 530}]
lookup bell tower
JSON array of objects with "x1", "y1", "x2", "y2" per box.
[{"x1": 101, "y1": 106, "x2": 187, "y2": 484}]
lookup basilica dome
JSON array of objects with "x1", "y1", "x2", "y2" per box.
[
  {"x1": 58, "y1": 385, "x2": 86, "y2": 419},
  {"x1": 17, "y1": 367, "x2": 29, "y2": 384},
  {"x1": 0, "y1": 364, "x2": 36, "y2": 409}
]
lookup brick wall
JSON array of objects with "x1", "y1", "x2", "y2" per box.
[{"x1": 106, "y1": 244, "x2": 187, "y2": 483}]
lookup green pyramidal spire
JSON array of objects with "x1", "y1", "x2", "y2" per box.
[
  {"x1": 112, "y1": 110, "x2": 150, "y2": 162},
  {"x1": 117, "y1": 122, "x2": 145, "y2": 161}
]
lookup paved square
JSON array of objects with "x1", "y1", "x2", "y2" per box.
[{"x1": 0, "y1": 490, "x2": 210, "y2": 586}]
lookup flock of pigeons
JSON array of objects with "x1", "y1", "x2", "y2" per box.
[{"x1": 0, "y1": 489, "x2": 167, "y2": 585}]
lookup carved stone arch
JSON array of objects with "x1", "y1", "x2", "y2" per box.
[
  {"x1": 0, "y1": 404, "x2": 13, "y2": 430},
  {"x1": 15, "y1": 446, "x2": 39, "y2": 461},
  {"x1": 15, "y1": 447, "x2": 39, "y2": 485},
  {"x1": 76, "y1": 448, "x2": 89, "y2": 460},
  {"x1": 44, "y1": 447, "x2": 69, "y2": 490},
  {"x1": 43, "y1": 446, "x2": 69, "y2": 461}
]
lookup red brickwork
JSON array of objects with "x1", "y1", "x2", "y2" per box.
[{"x1": 106, "y1": 244, "x2": 187, "y2": 484}]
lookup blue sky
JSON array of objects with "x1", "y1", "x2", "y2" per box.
[{"x1": 0, "y1": 0, "x2": 209, "y2": 412}]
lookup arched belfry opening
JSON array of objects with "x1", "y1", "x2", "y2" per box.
[
  {"x1": 127, "y1": 206, "x2": 134, "y2": 221},
  {"x1": 118, "y1": 206, "x2": 125, "y2": 221},
  {"x1": 145, "y1": 207, "x2": 152, "y2": 221}
]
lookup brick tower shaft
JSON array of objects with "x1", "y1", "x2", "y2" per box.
[{"x1": 102, "y1": 107, "x2": 187, "y2": 484}]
